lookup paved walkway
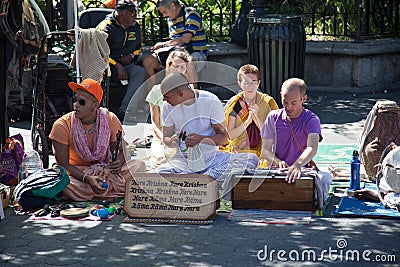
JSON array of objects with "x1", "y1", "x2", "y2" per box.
[{"x1": 2, "y1": 91, "x2": 400, "y2": 266}]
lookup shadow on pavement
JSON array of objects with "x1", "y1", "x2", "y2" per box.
[
  {"x1": 306, "y1": 91, "x2": 400, "y2": 125},
  {"x1": 4, "y1": 91, "x2": 400, "y2": 266},
  {"x1": 1, "y1": 206, "x2": 399, "y2": 266}
]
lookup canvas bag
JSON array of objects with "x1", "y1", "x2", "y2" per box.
[
  {"x1": 185, "y1": 91, "x2": 206, "y2": 172},
  {"x1": 376, "y1": 143, "x2": 400, "y2": 193},
  {"x1": 0, "y1": 134, "x2": 25, "y2": 186},
  {"x1": 187, "y1": 144, "x2": 206, "y2": 172}
]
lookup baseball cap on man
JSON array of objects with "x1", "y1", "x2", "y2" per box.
[
  {"x1": 68, "y1": 78, "x2": 103, "y2": 103},
  {"x1": 115, "y1": 0, "x2": 137, "y2": 12}
]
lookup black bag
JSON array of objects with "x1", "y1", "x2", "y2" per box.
[
  {"x1": 156, "y1": 46, "x2": 177, "y2": 66},
  {"x1": 156, "y1": 43, "x2": 194, "y2": 66},
  {"x1": 231, "y1": 0, "x2": 252, "y2": 47}
]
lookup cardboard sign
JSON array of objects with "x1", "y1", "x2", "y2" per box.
[{"x1": 124, "y1": 173, "x2": 218, "y2": 220}]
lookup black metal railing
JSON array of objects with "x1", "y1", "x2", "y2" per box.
[{"x1": 48, "y1": 0, "x2": 400, "y2": 43}]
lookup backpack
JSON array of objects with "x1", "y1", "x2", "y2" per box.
[
  {"x1": 231, "y1": 0, "x2": 252, "y2": 47},
  {"x1": 359, "y1": 101, "x2": 400, "y2": 180},
  {"x1": 13, "y1": 165, "x2": 70, "y2": 211}
]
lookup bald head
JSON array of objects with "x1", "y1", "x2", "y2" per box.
[
  {"x1": 281, "y1": 78, "x2": 307, "y2": 97},
  {"x1": 280, "y1": 78, "x2": 307, "y2": 119}
]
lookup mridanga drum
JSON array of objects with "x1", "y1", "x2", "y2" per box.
[{"x1": 230, "y1": 172, "x2": 315, "y2": 211}]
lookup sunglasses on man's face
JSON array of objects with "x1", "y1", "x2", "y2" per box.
[{"x1": 73, "y1": 97, "x2": 94, "y2": 106}]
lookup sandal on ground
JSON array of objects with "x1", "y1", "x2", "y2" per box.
[{"x1": 133, "y1": 136, "x2": 153, "y2": 148}]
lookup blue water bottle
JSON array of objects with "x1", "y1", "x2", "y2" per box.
[{"x1": 350, "y1": 150, "x2": 361, "y2": 190}]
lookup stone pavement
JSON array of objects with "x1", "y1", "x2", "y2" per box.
[{"x1": 1, "y1": 91, "x2": 400, "y2": 266}]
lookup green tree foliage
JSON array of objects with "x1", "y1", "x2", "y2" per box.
[{"x1": 38, "y1": 0, "x2": 399, "y2": 42}]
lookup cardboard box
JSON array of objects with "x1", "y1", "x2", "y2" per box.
[
  {"x1": 231, "y1": 175, "x2": 315, "y2": 211},
  {"x1": 124, "y1": 173, "x2": 218, "y2": 220}
]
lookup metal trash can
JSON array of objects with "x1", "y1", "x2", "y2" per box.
[{"x1": 248, "y1": 14, "x2": 306, "y2": 105}]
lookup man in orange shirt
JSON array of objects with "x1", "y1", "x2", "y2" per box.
[{"x1": 49, "y1": 79, "x2": 146, "y2": 201}]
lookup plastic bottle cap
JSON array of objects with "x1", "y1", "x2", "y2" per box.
[{"x1": 352, "y1": 150, "x2": 359, "y2": 157}]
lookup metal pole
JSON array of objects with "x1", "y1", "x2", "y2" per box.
[
  {"x1": 45, "y1": 0, "x2": 54, "y2": 31},
  {"x1": 231, "y1": 0, "x2": 236, "y2": 27},
  {"x1": 354, "y1": 0, "x2": 363, "y2": 43},
  {"x1": 0, "y1": 29, "x2": 9, "y2": 147},
  {"x1": 74, "y1": 0, "x2": 81, "y2": 83}
]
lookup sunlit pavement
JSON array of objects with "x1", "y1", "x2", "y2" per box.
[{"x1": 2, "y1": 90, "x2": 400, "y2": 266}]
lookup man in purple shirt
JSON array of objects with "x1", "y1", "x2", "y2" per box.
[{"x1": 261, "y1": 78, "x2": 322, "y2": 183}]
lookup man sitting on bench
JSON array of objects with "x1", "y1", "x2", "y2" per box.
[{"x1": 97, "y1": 0, "x2": 146, "y2": 120}]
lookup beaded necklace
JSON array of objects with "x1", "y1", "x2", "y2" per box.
[
  {"x1": 243, "y1": 93, "x2": 257, "y2": 105},
  {"x1": 84, "y1": 123, "x2": 96, "y2": 135}
]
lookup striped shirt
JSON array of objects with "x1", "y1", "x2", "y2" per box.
[{"x1": 168, "y1": 5, "x2": 207, "y2": 55}]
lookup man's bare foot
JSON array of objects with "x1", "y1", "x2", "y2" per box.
[{"x1": 354, "y1": 189, "x2": 380, "y2": 202}]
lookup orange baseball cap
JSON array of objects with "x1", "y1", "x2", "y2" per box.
[{"x1": 68, "y1": 78, "x2": 103, "y2": 103}]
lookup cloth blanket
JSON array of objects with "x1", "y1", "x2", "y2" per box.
[
  {"x1": 157, "y1": 152, "x2": 259, "y2": 181},
  {"x1": 123, "y1": 217, "x2": 213, "y2": 225},
  {"x1": 29, "y1": 213, "x2": 117, "y2": 221},
  {"x1": 72, "y1": 28, "x2": 110, "y2": 82},
  {"x1": 332, "y1": 195, "x2": 400, "y2": 218},
  {"x1": 63, "y1": 159, "x2": 146, "y2": 201}
]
